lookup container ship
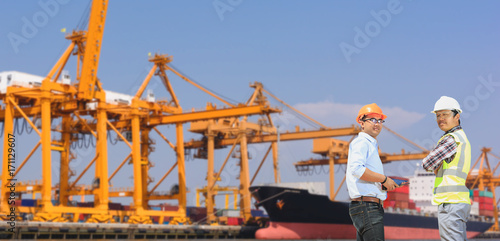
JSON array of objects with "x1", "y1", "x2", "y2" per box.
[{"x1": 250, "y1": 169, "x2": 494, "y2": 239}]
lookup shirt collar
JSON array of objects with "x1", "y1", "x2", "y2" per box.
[
  {"x1": 444, "y1": 125, "x2": 462, "y2": 135},
  {"x1": 359, "y1": 132, "x2": 377, "y2": 144}
]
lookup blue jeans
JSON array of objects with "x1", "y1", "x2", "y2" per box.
[{"x1": 349, "y1": 201, "x2": 385, "y2": 241}]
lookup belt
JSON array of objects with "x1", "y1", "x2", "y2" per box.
[{"x1": 351, "y1": 196, "x2": 383, "y2": 205}]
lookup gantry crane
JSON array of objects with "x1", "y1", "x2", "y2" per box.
[
  {"x1": 184, "y1": 83, "x2": 361, "y2": 222},
  {"x1": 466, "y1": 148, "x2": 500, "y2": 230},
  {"x1": 0, "y1": 0, "x2": 280, "y2": 224}
]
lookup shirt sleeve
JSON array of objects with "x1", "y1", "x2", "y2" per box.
[
  {"x1": 348, "y1": 141, "x2": 369, "y2": 179},
  {"x1": 422, "y1": 135, "x2": 457, "y2": 172}
]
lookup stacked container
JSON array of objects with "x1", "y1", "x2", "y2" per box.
[
  {"x1": 472, "y1": 189, "x2": 495, "y2": 217},
  {"x1": 384, "y1": 177, "x2": 416, "y2": 211}
]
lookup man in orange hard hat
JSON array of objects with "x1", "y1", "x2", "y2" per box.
[{"x1": 347, "y1": 103, "x2": 398, "y2": 241}]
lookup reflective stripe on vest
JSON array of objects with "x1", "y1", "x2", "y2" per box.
[
  {"x1": 439, "y1": 169, "x2": 468, "y2": 180},
  {"x1": 434, "y1": 185, "x2": 470, "y2": 194}
]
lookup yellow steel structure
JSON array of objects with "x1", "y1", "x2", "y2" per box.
[
  {"x1": 0, "y1": 0, "x2": 280, "y2": 224},
  {"x1": 466, "y1": 148, "x2": 500, "y2": 230},
  {"x1": 196, "y1": 186, "x2": 239, "y2": 210},
  {"x1": 78, "y1": 0, "x2": 108, "y2": 101},
  {"x1": 185, "y1": 83, "x2": 362, "y2": 222}
]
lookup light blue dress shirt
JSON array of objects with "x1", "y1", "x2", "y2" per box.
[{"x1": 346, "y1": 132, "x2": 386, "y2": 201}]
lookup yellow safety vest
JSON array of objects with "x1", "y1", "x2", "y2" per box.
[{"x1": 432, "y1": 129, "x2": 471, "y2": 205}]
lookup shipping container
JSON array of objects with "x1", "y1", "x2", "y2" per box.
[
  {"x1": 479, "y1": 191, "x2": 493, "y2": 198},
  {"x1": 383, "y1": 200, "x2": 396, "y2": 209},
  {"x1": 479, "y1": 209, "x2": 494, "y2": 217},
  {"x1": 474, "y1": 189, "x2": 493, "y2": 198},
  {"x1": 387, "y1": 192, "x2": 409, "y2": 202},
  {"x1": 408, "y1": 201, "x2": 416, "y2": 210},
  {"x1": 479, "y1": 203, "x2": 494, "y2": 211},
  {"x1": 21, "y1": 199, "x2": 37, "y2": 207},
  {"x1": 160, "y1": 204, "x2": 179, "y2": 211},
  {"x1": 251, "y1": 209, "x2": 266, "y2": 217},
  {"x1": 477, "y1": 196, "x2": 493, "y2": 204},
  {"x1": 391, "y1": 185, "x2": 409, "y2": 194},
  {"x1": 11, "y1": 200, "x2": 21, "y2": 206},
  {"x1": 394, "y1": 201, "x2": 409, "y2": 209},
  {"x1": 227, "y1": 217, "x2": 243, "y2": 225},
  {"x1": 108, "y1": 202, "x2": 123, "y2": 210},
  {"x1": 150, "y1": 205, "x2": 162, "y2": 211},
  {"x1": 77, "y1": 202, "x2": 94, "y2": 207},
  {"x1": 217, "y1": 209, "x2": 240, "y2": 217},
  {"x1": 187, "y1": 206, "x2": 209, "y2": 222}
]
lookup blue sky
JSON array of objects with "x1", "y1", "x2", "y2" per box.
[{"x1": 1, "y1": 1, "x2": 499, "y2": 205}]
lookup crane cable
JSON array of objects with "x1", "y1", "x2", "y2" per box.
[
  {"x1": 168, "y1": 64, "x2": 239, "y2": 106},
  {"x1": 108, "y1": 130, "x2": 119, "y2": 145},
  {"x1": 76, "y1": 0, "x2": 92, "y2": 31},
  {"x1": 262, "y1": 87, "x2": 325, "y2": 129},
  {"x1": 382, "y1": 125, "x2": 428, "y2": 152}
]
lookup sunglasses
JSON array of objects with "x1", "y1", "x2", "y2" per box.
[{"x1": 363, "y1": 118, "x2": 385, "y2": 124}]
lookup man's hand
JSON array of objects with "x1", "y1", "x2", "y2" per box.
[
  {"x1": 434, "y1": 161, "x2": 443, "y2": 175},
  {"x1": 382, "y1": 177, "x2": 398, "y2": 191}
]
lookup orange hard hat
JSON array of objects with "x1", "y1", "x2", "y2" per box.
[{"x1": 356, "y1": 103, "x2": 387, "y2": 123}]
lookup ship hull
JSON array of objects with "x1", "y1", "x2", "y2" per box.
[{"x1": 250, "y1": 185, "x2": 493, "y2": 240}]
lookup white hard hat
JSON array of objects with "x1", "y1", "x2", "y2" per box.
[{"x1": 431, "y1": 96, "x2": 462, "y2": 113}]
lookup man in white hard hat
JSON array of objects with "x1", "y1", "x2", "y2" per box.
[{"x1": 422, "y1": 96, "x2": 471, "y2": 240}]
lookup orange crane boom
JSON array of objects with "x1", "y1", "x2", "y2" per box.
[{"x1": 78, "y1": 0, "x2": 108, "y2": 100}]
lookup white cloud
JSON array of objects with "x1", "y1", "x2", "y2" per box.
[{"x1": 292, "y1": 100, "x2": 425, "y2": 130}]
